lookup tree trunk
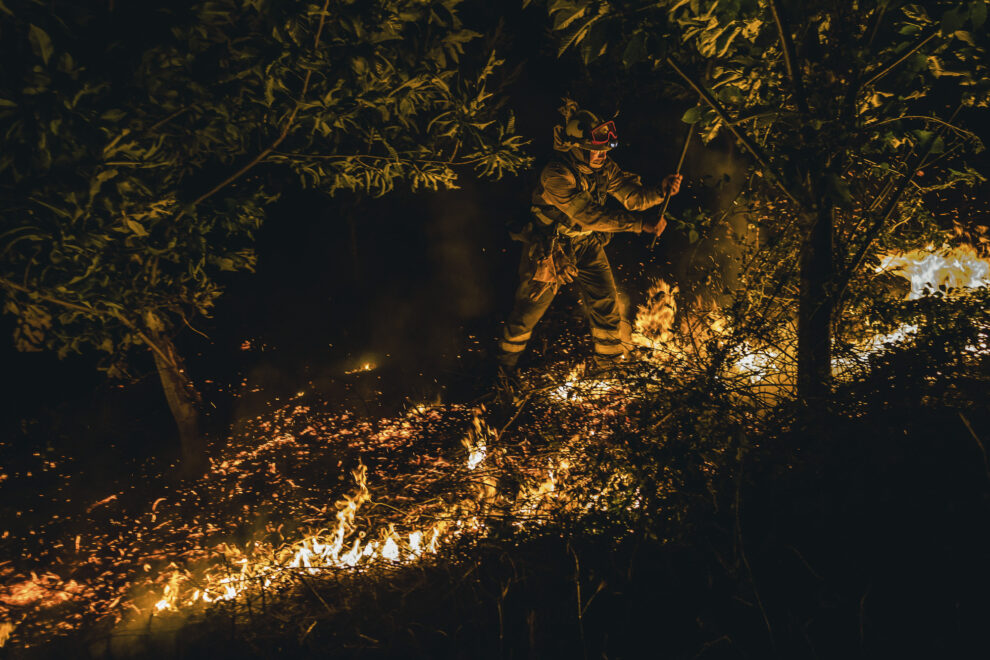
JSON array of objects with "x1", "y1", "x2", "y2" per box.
[
  {"x1": 797, "y1": 197, "x2": 834, "y2": 403},
  {"x1": 149, "y1": 334, "x2": 206, "y2": 475}
]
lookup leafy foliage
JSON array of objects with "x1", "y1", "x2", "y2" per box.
[
  {"x1": 538, "y1": 0, "x2": 988, "y2": 385},
  {"x1": 0, "y1": 0, "x2": 530, "y2": 377}
]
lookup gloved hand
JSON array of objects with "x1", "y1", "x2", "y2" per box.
[
  {"x1": 661, "y1": 173, "x2": 683, "y2": 196},
  {"x1": 642, "y1": 214, "x2": 667, "y2": 237}
]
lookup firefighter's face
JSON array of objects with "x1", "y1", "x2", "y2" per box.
[{"x1": 588, "y1": 150, "x2": 607, "y2": 168}]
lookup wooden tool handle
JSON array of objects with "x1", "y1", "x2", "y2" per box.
[{"x1": 649, "y1": 127, "x2": 694, "y2": 250}]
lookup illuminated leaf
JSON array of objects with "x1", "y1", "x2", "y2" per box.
[
  {"x1": 681, "y1": 106, "x2": 702, "y2": 124},
  {"x1": 124, "y1": 218, "x2": 149, "y2": 237},
  {"x1": 28, "y1": 24, "x2": 53, "y2": 65}
]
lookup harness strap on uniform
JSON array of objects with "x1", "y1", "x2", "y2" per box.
[{"x1": 532, "y1": 156, "x2": 608, "y2": 233}]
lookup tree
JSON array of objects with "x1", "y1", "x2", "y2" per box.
[
  {"x1": 541, "y1": 0, "x2": 988, "y2": 402},
  {"x1": 0, "y1": 0, "x2": 530, "y2": 469}
]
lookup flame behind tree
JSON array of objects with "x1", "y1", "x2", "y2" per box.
[
  {"x1": 878, "y1": 244, "x2": 990, "y2": 300},
  {"x1": 544, "y1": 0, "x2": 988, "y2": 403},
  {"x1": 2, "y1": 241, "x2": 989, "y2": 648},
  {"x1": 633, "y1": 279, "x2": 678, "y2": 348}
]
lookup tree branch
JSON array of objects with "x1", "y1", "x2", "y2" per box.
[
  {"x1": 864, "y1": 2, "x2": 887, "y2": 49},
  {"x1": 834, "y1": 104, "x2": 962, "y2": 302},
  {"x1": 734, "y1": 108, "x2": 799, "y2": 124},
  {"x1": 270, "y1": 151, "x2": 490, "y2": 166},
  {"x1": 861, "y1": 27, "x2": 939, "y2": 90},
  {"x1": 768, "y1": 0, "x2": 809, "y2": 114},
  {"x1": 0, "y1": 276, "x2": 175, "y2": 366},
  {"x1": 865, "y1": 114, "x2": 978, "y2": 141},
  {"x1": 191, "y1": 0, "x2": 332, "y2": 208},
  {"x1": 665, "y1": 57, "x2": 804, "y2": 208},
  {"x1": 144, "y1": 106, "x2": 192, "y2": 136}
]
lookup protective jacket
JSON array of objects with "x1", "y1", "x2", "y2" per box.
[
  {"x1": 531, "y1": 153, "x2": 665, "y2": 241},
  {"x1": 498, "y1": 142, "x2": 665, "y2": 369}
]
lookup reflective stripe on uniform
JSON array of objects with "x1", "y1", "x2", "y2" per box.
[
  {"x1": 498, "y1": 340, "x2": 527, "y2": 353},
  {"x1": 502, "y1": 328, "x2": 532, "y2": 344},
  {"x1": 593, "y1": 342, "x2": 625, "y2": 356},
  {"x1": 590, "y1": 326, "x2": 621, "y2": 341}
]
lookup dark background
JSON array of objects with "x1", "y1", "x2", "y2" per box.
[
  {"x1": 0, "y1": 1, "x2": 740, "y2": 475},
  {"x1": 4, "y1": 0, "x2": 981, "y2": 477}
]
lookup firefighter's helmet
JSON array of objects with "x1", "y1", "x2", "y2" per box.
[{"x1": 564, "y1": 109, "x2": 618, "y2": 151}]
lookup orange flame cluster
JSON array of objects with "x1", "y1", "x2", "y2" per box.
[
  {"x1": 5, "y1": 243, "x2": 989, "y2": 650},
  {"x1": 151, "y1": 416, "x2": 499, "y2": 615},
  {"x1": 632, "y1": 278, "x2": 678, "y2": 348}
]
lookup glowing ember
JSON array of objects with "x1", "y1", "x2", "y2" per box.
[
  {"x1": 0, "y1": 575, "x2": 81, "y2": 609},
  {"x1": 5, "y1": 243, "x2": 987, "y2": 651}
]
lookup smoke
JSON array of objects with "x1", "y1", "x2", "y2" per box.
[
  {"x1": 673, "y1": 137, "x2": 756, "y2": 309},
  {"x1": 426, "y1": 184, "x2": 494, "y2": 320}
]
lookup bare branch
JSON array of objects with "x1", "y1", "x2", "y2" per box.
[
  {"x1": 665, "y1": 57, "x2": 804, "y2": 208},
  {"x1": 191, "y1": 0, "x2": 333, "y2": 208},
  {"x1": 768, "y1": 0, "x2": 809, "y2": 114},
  {"x1": 865, "y1": 114, "x2": 979, "y2": 141},
  {"x1": 0, "y1": 276, "x2": 174, "y2": 366},
  {"x1": 861, "y1": 27, "x2": 939, "y2": 90}
]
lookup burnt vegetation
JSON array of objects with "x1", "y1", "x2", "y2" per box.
[
  {"x1": 24, "y1": 291, "x2": 990, "y2": 659},
  {"x1": 2, "y1": 0, "x2": 990, "y2": 658}
]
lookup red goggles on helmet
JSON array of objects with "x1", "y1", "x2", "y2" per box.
[{"x1": 590, "y1": 120, "x2": 618, "y2": 148}]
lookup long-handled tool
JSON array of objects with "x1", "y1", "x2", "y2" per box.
[{"x1": 649, "y1": 126, "x2": 693, "y2": 249}]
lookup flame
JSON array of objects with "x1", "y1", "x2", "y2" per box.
[
  {"x1": 732, "y1": 343, "x2": 777, "y2": 381},
  {"x1": 0, "y1": 621, "x2": 14, "y2": 648},
  {"x1": 381, "y1": 534, "x2": 400, "y2": 562},
  {"x1": 548, "y1": 363, "x2": 620, "y2": 402},
  {"x1": 877, "y1": 244, "x2": 990, "y2": 300},
  {"x1": 463, "y1": 413, "x2": 490, "y2": 470},
  {"x1": 0, "y1": 575, "x2": 81, "y2": 609},
  {"x1": 10, "y1": 243, "x2": 990, "y2": 650},
  {"x1": 153, "y1": 571, "x2": 183, "y2": 612},
  {"x1": 140, "y1": 413, "x2": 503, "y2": 617},
  {"x1": 632, "y1": 278, "x2": 678, "y2": 347}
]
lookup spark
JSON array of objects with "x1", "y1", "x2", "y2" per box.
[{"x1": 3, "y1": 243, "x2": 988, "y2": 650}]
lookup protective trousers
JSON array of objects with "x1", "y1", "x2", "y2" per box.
[{"x1": 498, "y1": 236, "x2": 624, "y2": 368}]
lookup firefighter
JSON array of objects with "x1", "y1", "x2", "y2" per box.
[{"x1": 496, "y1": 100, "x2": 682, "y2": 380}]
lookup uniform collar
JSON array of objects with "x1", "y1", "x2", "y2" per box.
[{"x1": 566, "y1": 149, "x2": 608, "y2": 176}]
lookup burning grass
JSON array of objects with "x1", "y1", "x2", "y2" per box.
[
  {"x1": 3, "y1": 241, "x2": 990, "y2": 656},
  {"x1": 0, "y1": 356, "x2": 668, "y2": 652}
]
